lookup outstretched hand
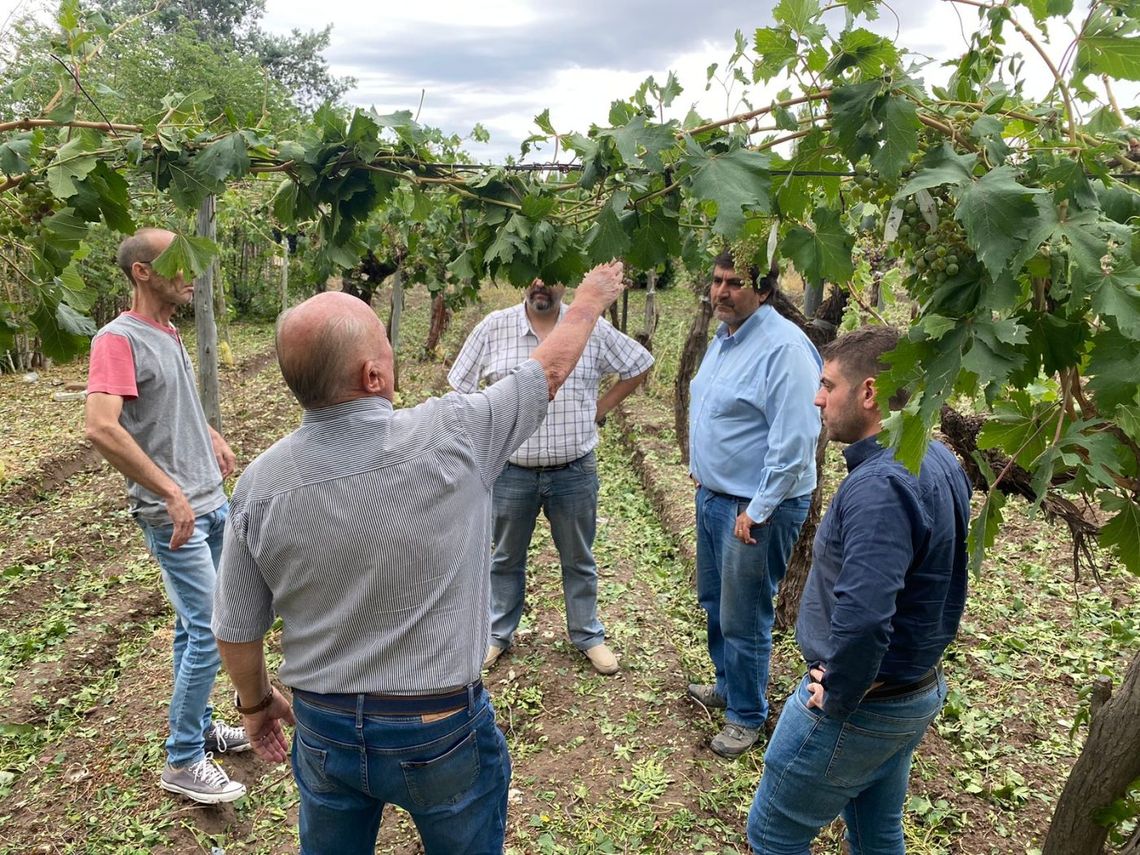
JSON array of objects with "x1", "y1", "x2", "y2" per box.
[{"x1": 577, "y1": 261, "x2": 625, "y2": 308}]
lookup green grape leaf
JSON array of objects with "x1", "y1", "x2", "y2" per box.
[
  {"x1": 533, "y1": 109, "x2": 556, "y2": 135},
  {"x1": 829, "y1": 81, "x2": 882, "y2": 162},
  {"x1": 0, "y1": 133, "x2": 35, "y2": 176},
  {"x1": 1047, "y1": 159, "x2": 1099, "y2": 210},
  {"x1": 1090, "y1": 263, "x2": 1140, "y2": 339},
  {"x1": 870, "y1": 94, "x2": 920, "y2": 181},
  {"x1": 627, "y1": 205, "x2": 682, "y2": 271},
  {"x1": 595, "y1": 117, "x2": 677, "y2": 172},
  {"x1": 753, "y1": 28, "x2": 798, "y2": 82},
  {"x1": 272, "y1": 179, "x2": 299, "y2": 224},
  {"x1": 955, "y1": 166, "x2": 1046, "y2": 281},
  {"x1": 880, "y1": 406, "x2": 933, "y2": 474},
  {"x1": 962, "y1": 315, "x2": 1028, "y2": 385},
  {"x1": 150, "y1": 234, "x2": 218, "y2": 281},
  {"x1": 683, "y1": 144, "x2": 772, "y2": 237},
  {"x1": 193, "y1": 132, "x2": 251, "y2": 183},
  {"x1": 521, "y1": 194, "x2": 556, "y2": 222},
  {"x1": 779, "y1": 207, "x2": 854, "y2": 286},
  {"x1": 968, "y1": 490, "x2": 1007, "y2": 575},
  {"x1": 1086, "y1": 326, "x2": 1140, "y2": 413},
  {"x1": 896, "y1": 143, "x2": 977, "y2": 198},
  {"x1": 1100, "y1": 495, "x2": 1140, "y2": 575},
  {"x1": 773, "y1": 0, "x2": 825, "y2": 39},
  {"x1": 32, "y1": 300, "x2": 87, "y2": 362},
  {"x1": 977, "y1": 401, "x2": 1052, "y2": 468},
  {"x1": 825, "y1": 28, "x2": 899, "y2": 79},
  {"x1": 56, "y1": 301, "x2": 96, "y2": 337},
  {"x1": 1077, "y1": 36, "x2": 1140, "y2": 81},
  {"x1": 584, "y1": 204, "x2": 633, "y2": 264},
  {"x1": 46, "y1": 134, "x2": 99, "y2": 200}
]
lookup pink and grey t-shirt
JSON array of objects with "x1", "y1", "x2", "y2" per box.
[{"x1": 87, "y1": 311, "x2": 225, "y2": 525}]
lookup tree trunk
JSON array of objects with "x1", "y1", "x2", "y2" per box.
[
  {"x1": 643, "y1": 269, "x2": 658, "y2": 345},
  {"x1": 386, "y1": 270, "x2": 403, "y2": 393},
  {"x1": 775, "y1": 428, "x2": 827, "y2": 630},
  {"x1": 194, "y1": 195, "x2": 221, "y2": 431},
  {"x1": 1043, "y1": 650, "x2": 1140, "y2": 854},
  {"x1": 424, "y1": 292, "x2": 450, "y2": 355},
  {"x1": 803, "y1": 280, "x2": 823, "y2": 317},
  {"x1": 621, "y1": 288, "x2": 629, "y2": 333},
  {"x1": 279, "y1": 233, "x2": 290, "y2": 314},
  {"x1": 674, "y1": 281, "x2": 713, "y2": 467}
]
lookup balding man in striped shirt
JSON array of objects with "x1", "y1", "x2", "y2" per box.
[{"x1": 212, "y1": 262, "x2": 625, "y2": 855}]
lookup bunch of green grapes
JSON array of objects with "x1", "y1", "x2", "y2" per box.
[
  {"x1": 729, "y1": 230, "x2": 769, "y2": 275},
  {"x1": 0, "y1": 180, "x2": 55, "y2": 239},
  {"x1": 892, "y1": 191, "x2": 976, "y2": 290}
]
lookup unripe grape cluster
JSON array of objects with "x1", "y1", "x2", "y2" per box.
[{"x1": 0, "y1": 180, "x2": 55, "y2": 239}]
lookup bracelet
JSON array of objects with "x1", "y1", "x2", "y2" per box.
[{"x1": 234, "y1": 688, "x2": 274, "y2": 715}]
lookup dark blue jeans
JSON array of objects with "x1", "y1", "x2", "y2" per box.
[
  {"x1": 748, "y1": 672, "x2": 948, "y2": 853},
  {"x1": 696, "y1": 489, "x2": 810, "y2": 728},
  {"x1": 291, "y1": 688, "x2": 511, "y2": 855}
]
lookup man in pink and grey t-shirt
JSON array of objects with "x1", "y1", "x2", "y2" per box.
[{"x1": 85, "y1": 228, "x2": 249, "y2": 803}]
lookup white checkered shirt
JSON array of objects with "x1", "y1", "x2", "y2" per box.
[{"x1": 449, "y1": 300, "x2": 654, "y2": 467}]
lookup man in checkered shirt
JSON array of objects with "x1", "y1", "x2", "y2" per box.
[{"x1": 449, "y1": 278, "x2": 653, "y2": 675}]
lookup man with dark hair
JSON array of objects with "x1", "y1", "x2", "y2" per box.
[
  {"x1": 449, "y1": 277, "x2": 653, "y2": 675},
  {"x1": 748, "y1": 325, "x2": 971, "y2": 853},
  {"x1": 212, "y1": 264, "x2": 626, "y2": 854},
  {"x1": 687, "y1": 250, "x2": 822, "y2": 758},
  {"x1": 86, "y1": 228, "x2": 249, "y2": 804}
]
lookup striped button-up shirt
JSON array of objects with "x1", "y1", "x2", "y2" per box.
[
  {"x1": 212, "y1": 361, "x2": 549, "y2": 694},
  {"x1": 449, "y1": 301, "x2": 653, "y2": 467}
]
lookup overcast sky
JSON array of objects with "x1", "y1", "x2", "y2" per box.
[{"x1": 2, "y1": 0, "x2": 1132, "y2": 162}]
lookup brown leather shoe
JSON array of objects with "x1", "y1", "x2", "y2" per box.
[{"x1": 584, "y1": 643, "x2": 619, "y2": 675}]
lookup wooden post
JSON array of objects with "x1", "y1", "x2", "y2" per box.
[
  {"x1": 803, "y1": 279, "x2": 823, "y2": 317},
  {"x1": 194, "y1": 195, "x2": 221, "y2": 431},
  {"x1": 643, "y1": 269, "x2": 658, "y2": 344},
  {"x1": 279, "y1": 232, "x2": 290, "y2": 314},
  {"x1": 388, "y1": 270, "x2": 403, "y2": 393}
]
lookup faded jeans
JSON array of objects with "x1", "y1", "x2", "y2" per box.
[
  {"x1": 137, "y1": 502, "x2": 228, "y2": 767},
  {"x1": 489, "y1": 452, "x2": 605, "y2": 651}
]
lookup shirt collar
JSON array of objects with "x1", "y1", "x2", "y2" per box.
[
  {"x1": 516, "y1": 300, "x2": 566, "y2": 339},
  {"x1": 842, "y1": 433, "x2": 886, "y2": 472},
  {"x1": 301, "y1": 395, "x2": 393, "y2": 425},
  {"x1": 715, "y1": 302, "x2": 770, "y2": 343}
]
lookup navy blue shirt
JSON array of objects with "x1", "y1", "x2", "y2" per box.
[{"x1": 796, "y1": 434, "x2": 971, "y2": 720}]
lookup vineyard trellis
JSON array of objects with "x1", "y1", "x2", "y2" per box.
[{"x1": 2, "y1": 0, "x2": 1140, "y2": 848}]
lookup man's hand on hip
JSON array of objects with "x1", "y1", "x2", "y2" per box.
[{"x1": 807, "y1": 666, "x2": 827, "y2": 710}]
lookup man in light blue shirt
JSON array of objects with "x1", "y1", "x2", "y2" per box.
[{"x1": 687, "y1": 248, "x2": 822, "y2": 758}]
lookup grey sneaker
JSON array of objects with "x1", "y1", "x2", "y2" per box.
[
  {"x1": 160, "y1": 754, "x2": 246, "y2": 804},
  {"x1": 204, "y1": 719, "x2": 251, "y2": 754},
  {"x1": 687, "y1": 683, "x2": 727, "y2": 709},
  {"x1": 710, "y1": 723, "x2": 761, "y2": 759}
]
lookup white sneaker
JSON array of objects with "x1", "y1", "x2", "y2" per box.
[
  {"x1": 160, "y1": 754, "x2": 246, "y2": 804},
  {"x1": 204, "y1": 719, "x2": 251, "y2": 754}
]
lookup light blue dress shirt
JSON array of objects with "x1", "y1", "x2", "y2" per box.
[{"x1": 689, "y1": 304, "x2": 823, "y2": 523}]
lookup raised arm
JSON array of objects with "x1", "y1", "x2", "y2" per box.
[{"x1": 531, "y1": 261, "x2": 624, "y2": 399}]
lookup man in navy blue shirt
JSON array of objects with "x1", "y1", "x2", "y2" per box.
[{"x1": 748, "y1": 326, "x2": 971, "y2": 854}]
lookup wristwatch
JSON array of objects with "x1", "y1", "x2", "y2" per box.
[{"x1": 234, "y1": 688, "x2": 274, "y2": 715}]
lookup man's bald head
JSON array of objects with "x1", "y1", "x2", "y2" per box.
[
  {"x1": 117, "y1": 228, "x2": 176, "y2": 286},
  {"x1": 276, "y1": 292, "x2": 393, "y2": 410}
]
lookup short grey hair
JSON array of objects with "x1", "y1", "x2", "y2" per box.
[{"x1": 116, "y1": 228, "x2": 167, "y2": 286}]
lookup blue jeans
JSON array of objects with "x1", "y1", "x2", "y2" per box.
[
  {"x1": 695, "y1": 489, "x2": 810, "y2": 728},
  {"x1": 137, "y1": 502, "x2": 228, "y2": 767},
  {"x1": 489, "y1": 452, "x2": 604, "y2": 651},
  {"x1": 747, "y1": 673, "x2": 948, "y2": 854},
  {"x1": 291, "y1": 688, "x2": 511, "y2": 855}
]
